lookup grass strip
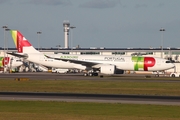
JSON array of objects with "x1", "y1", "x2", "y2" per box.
[
  {"x1": 0, "y1": 100, "x2": 180, "y2": 120},
  {"x1": 0, "y1": 79, "x2": 180, "y2": 96}
]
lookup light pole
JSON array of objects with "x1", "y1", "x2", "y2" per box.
[
  {"x1": 37, "y1": 31, "x2": 42, "y2": 50},
  {"x1": 70, "y1": 26, "x2": 76, "y2": 50},
  {"x1": 160, "y1": 27, "x2": 165, "y2": 58},
  {"x1": 2, "y1": 25, "x2": 8, "y2": 73},
  {"x1": 5, "y1": 28, "x2": 10, "y2": 53},
  {"x1": 5, "y1": 28, "x2": 10, "y2": 72}
]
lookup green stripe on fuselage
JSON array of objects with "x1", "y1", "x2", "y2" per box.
[{"x1": 132, "y1": 57, "x2": 144, "y2": 71}]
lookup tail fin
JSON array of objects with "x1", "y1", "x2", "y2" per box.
[{"x1": 10, "y1": 30, "x2": 40, "y2": 53}]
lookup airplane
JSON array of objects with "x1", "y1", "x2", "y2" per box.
[
  {"x1": 8, "y1": 30, "x2": 175, "y2": 76},
  {"x1": 0, "y1": 56, "x2": 23, "y2": 70}
]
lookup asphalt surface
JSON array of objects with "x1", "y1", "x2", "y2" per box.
[
  {"x1": 0, "y1": 72, "x2": 180, "y2": 82},
  {"x1": 0, "y1": 72, "x2": 180, "y2": 105},
  {"x1": 0, "y1": 92, "x2": 180, "y2": 105}
]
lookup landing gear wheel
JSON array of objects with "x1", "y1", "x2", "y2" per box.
[
  {"x1": 89, "y1": 72, "x2": 98, "y2": 76},
  {"x1": 94, "y1": 73, "x2": 98, "y2": 76},
  {"x1": 171, "y1": 74, "x2": 175, "y2": 77},
  {"x1": 84, "y1": 73, "x2": 88, "y2": 76},
  {"x1": 155, "y1": 74, "x2": 159, "y2": 77},
  {"x1": 89, "y1": 73, "x2": 93, "y2": 76}
]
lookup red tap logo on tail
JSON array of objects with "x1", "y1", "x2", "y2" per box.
[{"x1": 11, "y1": 30, "x2": 31, "y2": 53}]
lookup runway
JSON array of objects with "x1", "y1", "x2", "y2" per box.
[
  {"x1": 0, "y1": 92, "x2": 180, "y2": 105},
  {"x1": 0, "y1": 72, "x2": 180, "y2": 105},
  {"x1": 0, "y1": 72, "x2": 180, "y2": 82}
]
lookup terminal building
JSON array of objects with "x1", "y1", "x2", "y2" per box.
[{"x1": 1, "y1": 47, "x2": 179, "y2": 61}]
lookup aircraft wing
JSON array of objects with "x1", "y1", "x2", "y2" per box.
[
  {"x1": 7, "y1": 52, "x2": 28, "y2": 58},
  {"x1": 45, "y1": 55, "x2": 98, "y2": 67}
]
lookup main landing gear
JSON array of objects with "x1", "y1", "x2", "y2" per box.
[
  {"x1": 83, "y1": 72, "x2": 98, "y2": 76},
  {"x1": 155, "y1": 74, "x2": 159, "y2": 77}
]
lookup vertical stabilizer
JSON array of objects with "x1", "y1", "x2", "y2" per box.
[{"x1": 10, "y1": 30, "x2": 40, "y2": 53}]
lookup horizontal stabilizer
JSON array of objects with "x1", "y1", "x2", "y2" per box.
[{"x1": 7, "y1": 52, "x2": 28, "y2": 58}]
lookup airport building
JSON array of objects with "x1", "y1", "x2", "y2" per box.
[{"x1": 1, "y1": 47, "x2": 179, "y2": 61}]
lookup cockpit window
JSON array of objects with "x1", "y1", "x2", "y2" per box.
[
  {"x1": 16, "y1": 60, "x2": 21, "y2": 62},
  {"x1": 166, "y1": 61, "x2": 171, "y2": 63},
  {"x1": 166, "y1": 60, "x2": 175, "y2": 63}
]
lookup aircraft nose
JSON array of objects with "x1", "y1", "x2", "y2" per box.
[
  {"x1": 17, "y1": 61, "x2": 23, "y2": 66},
  {"x1": 170, "y1": 63, "x2": 175, "y2": 69}
]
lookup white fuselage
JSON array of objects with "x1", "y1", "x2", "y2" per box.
[
  {"x1": 10, "y1": 58, "x2": 23, "y2": 68},
  {"x1": 26, "y1": 53, "x2": 174, "y2": 71}
]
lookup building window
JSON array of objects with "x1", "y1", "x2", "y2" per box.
[
  {"x1": 54, "y1": 52, "x2": 69, "y2": 54},
  {"x1": 81, "y1": 52, "x2": 100, "y2": 55},
  {"x1": 146, "y1": 52, "x2": 153, "y2": 55},
  {"x1": 112, "y1": 52, "x2": 125, "y2": 55},
  {"x1": 172, "y1": 52, "x2": 180, "y2": 55}
]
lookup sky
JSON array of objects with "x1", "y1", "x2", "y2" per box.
[{"x1": 0, "y1": 0, "x2": 180, "y2": 49}]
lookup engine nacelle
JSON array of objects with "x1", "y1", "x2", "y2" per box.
[
  {"x1": 100, "y1": 65, "x2": 115, "y2": 74},
  {"x1": 115, "y1": 69, "x2": 124, "y2": 74},
  {"x1": 100, "y1": 65, "x2": 124, "y2": 75}
]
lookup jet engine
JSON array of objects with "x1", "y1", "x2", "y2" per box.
[{"x1": 100, "y1": 65, "x2": 124, "y2": 75}]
